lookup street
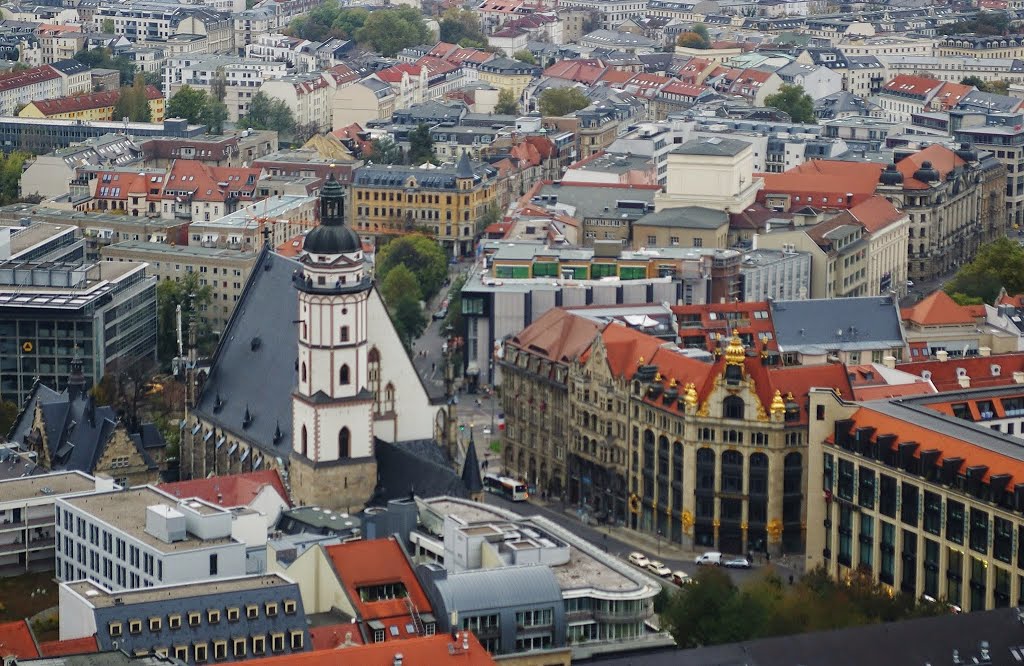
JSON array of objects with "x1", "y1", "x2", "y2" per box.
[{"x1": 482, "y1": 493, "x2": 802, "y2": 588}]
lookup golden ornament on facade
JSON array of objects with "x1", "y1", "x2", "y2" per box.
[
  {"x1": 697, "y1": 400, "x2": 710, "y2": 417},
  {"x1": 654, "y1": 372, "x2": 662, "y2": 383},
  {"x1": 669, "y1": 377, "x2": 677, "y2": 388},
  {"x1": 741, "y1": 522, "x2": 748, "y2": 531},
  {"x1": 628, "y1": 493, "x2": 641, "y2": 515},
  {"x1": 637, "y1": 356, "x2": 644, "y2": 366},
  {"x1": 724, "y1": 328, "x2": 746, "y2": 366},
  {"x1": 712, "y1": 518, "x2": 721, "y2": 529},
  {"x1": 767, "y1": 518, "x2": 783, "y2": 542},
  {"x1": 770, "y1": 390, "x2": 785, "y2": 417},
  {"x1": 683, "y1": 383, "x2": 698, "y2": 409},
  {"x1": 756, "y1": 402, "x2": 769, "y2": 421},
  {"x1": 681, "y1": 510, "x2": 694, "y2": 534}
]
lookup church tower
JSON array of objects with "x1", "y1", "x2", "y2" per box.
[{"x1": 289, "y1": 173, "x2": 377, "y2": 511}]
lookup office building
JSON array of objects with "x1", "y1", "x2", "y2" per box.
[
  {"x1": 55, "y1": 485, "x2": 247, "y2": 590},
  {"x1": 0, "y1": 260, "x2": 156, "y2": 405}
]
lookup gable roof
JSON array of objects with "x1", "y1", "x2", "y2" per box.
[
  {"x1": 895, "y1": 144, "x2": 965, "y2": 190},
  {"x1": 242, "y1": 632, "x2": 495, "y2": 664},
  {"x1": 758, "y1": 160, "x2": 884, "y2": 208},
  {"x1": 895, "y1": 352, "x2": 1024, "y2": 392},
  {"x1": 325, "y1": 537, "x2": 432, "y2": 631},
  {"x1": 194, "y1": 248, "x2": 300, "y2": 456},
  {"x1": 27, "y1": 85, "x2": 161, "y2": 116},
  {"x1": 161, "y1": 160, "x2": 260, "y2": 202},
  {"x1": 0, "y1": 620, "x2": 39, "y2": 660},
  {"x1": 158, "y1": 470, "x2": 291, "y2": 508},
  {"x1": 847, "y1": 195, "x2": 906, "y2": 233},
  {"x1": 901, "y1": 290, "x2": 975, "y2": 326},
  {"x1": 38, "y1": 636, "x2": 98, "y2": 657},
  {"x1": 509, "y1": 308, "x2": 602, "y2": 364}
]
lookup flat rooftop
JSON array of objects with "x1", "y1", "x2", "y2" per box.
[
  {"x1": 0, "y1": 471, "x2": 97, "y2": 503},
  {"x1": 61, "y1": 487, "x2": 238, "y2": 553},
  {"x1": 8, "y1": 222, "x2": 75, "y2": 255},
  {"x1": 424, "y1": 497, "x2": 654, "y2": 595},
  {"x1": 0, "y1": 204, "x2": 186, "y2": 229},
  {"x1": 65, "y1": 573, "x2": 294, "y2": 609},
  {"x1": 104, "y1": 240, "x2": 258, "y2": 262},
  {"x1": 198, "y1": 195, "x2": 316, "y2": 229}
]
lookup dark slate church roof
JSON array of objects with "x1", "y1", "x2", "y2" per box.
[
  {"x1": 195, "y1": 245, "x2": 467, "y2": 504},
  {"x1": 373, "y1": 440, "x2": 468, "y2": 504},
  {"x1": 194, "y1": 246, "x2": 300, "y2": 456},
  {"x1": 9, "y1": 381, "x2": 161, "y2": 474}
]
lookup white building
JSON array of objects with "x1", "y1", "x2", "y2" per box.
[
  {"x1": 0, "y1": 471, "x2": 118, "y2": 577},
  {"x1": 259, "y1": 73, "x2": 334, "y2": 132},
  {"x1": 55, "y1": 485, "x2": 248, "y2": 591},
  {"x1": 164, "y1": 55, "x2": 287, "y2": 122},
  {"x1": 245, "y1": 33, "x2": 318, "y2": 72}
]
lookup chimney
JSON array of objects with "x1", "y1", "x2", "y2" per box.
[
  {"x1": 1013, "y1": 371, "x2": 1024, "y2": 384},
  {"x1": 393, "y1": 654, "x2": 404, "y2": 666},
  {"x1": 882, "y1": 355, "x2": 896, "y2": 369},
  {"x1": 958, "y1": 375, "x2": 971, "y2": 389},
  {"x1": 979, "y1": 346, "x2": 991, "y2": 357},
  {"x1": 936, "y1": 350, "x2": 949, "y2": 362}
]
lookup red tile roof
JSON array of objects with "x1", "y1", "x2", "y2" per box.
[
  {"x1": 510, "y1": 308, "x2": 602, "y2": 364},
  {"x1": 848, "y1": 195, "x2": 906, "y2": 233},
  {"x1": 896, "y1": 352, "x2": 1024, "y2": 391},
  {"x1": 243, "y1": 632, "x2": 496, "y2": 665},
  {"x1": 93, "y1": 170, "x2": 163, "y2": 202},
  {"x1": 758, "y1": 160, "x2": 884, "y2": 209},
  {"x1": 161, "y1": 160, "x2": 260, "y2": 202},
  {"x1": 901, "y1": 290, "x2": 975, "y2": 326},
  {"x1": 883, "y1": 73, "x2": 942, "y2": 97},
  {"x1": 0, "y1": 64, "x2": 60, "y2": 93},
  {"x1": 309, "y1": 623, "x2": 363, "y2": 650},
  {"x1": 0, "y1": 620, "x2": 39, "y2": 660},
  {"x1": 930, "y1": 81, "x2": 973, "y2": 110},
  {"x1": 543, "y1": 59, "x2": 608, "y2": 84},
  {"x1": 672, "y1": 301, "x2": 777, "y2": 354},
  {"x1": 896, "y1": 144, "x2": 965, "y2": 190},
  {"x1": 325, "y1": 538, "x2": 432, "y2": 639},
  {"x1": 376, "y1": 63, "x2": 425, "y2": 83},
  {"x1": 28, "y1": 86, "x2": 161, "y2": 116},
  {"x1": 834, "y1": 404, "x2": 1024, "y2": 485},
  {"x1": 38, "y1": 636, "x2": 98, "y2": 656},
  {"x1": 159, "y1": 470, "x2": 291, "y2": 508}
]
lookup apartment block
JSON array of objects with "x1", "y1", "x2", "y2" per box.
[{"x1": 59, "y1": 574, "x2": 308, "y2": 662}]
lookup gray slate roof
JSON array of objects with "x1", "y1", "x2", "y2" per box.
[
  {"x1": 194, "y1": 247, "x2": 300, "y2": 455},
  {"x1": 430, "y1": 564, "x2": 563, "y2": 614},
  {"x1": 770, "y1": 296, "x2": 906, "y2": 353},
  {"x1": 634, "y1": 206, "x2": 729, "y2": 230}
]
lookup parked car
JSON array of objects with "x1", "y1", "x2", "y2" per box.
[
  {"x1": 628, "y1": 552, "x2": 650, "y2": 568},
  {"x1": 433, "y1": 299, "x2": 449, "y2": 320},
  {"x1": 672, "y1": 571, "x2": 693, "y2": 586},
  {"x1": 906, "y1": 280, "x2": 915, "y2": 288},
  {"x1": 723, "y1": 556, "x2": 751, "y2": 569},
  {"x1": 646, "y1": 560, "x2": 672, "y2": 578},
  {"x1": 694, "y1": 551, "x2": 723, "y2": 566}
]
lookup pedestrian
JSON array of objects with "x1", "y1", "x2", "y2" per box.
[
  {"x1": 766, "y1": 552, "x2": 771, "y2": 564},
  {"x1": 788, "y1": 574, "x2": 794, "y2": 585},
  {"x1": 431, "y1": 362, "x2": 436, "y2": 372}
]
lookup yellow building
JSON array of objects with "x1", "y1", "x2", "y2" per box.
[
  {"x1": 476, "y1": 57, "x2": 539, "y2": 102},
  {"x1": 351, "y1": 154, "x2": 498, "y2": 256},
  {"x1": 19, "y1": 85, "x2": 165, "y2": 122}
]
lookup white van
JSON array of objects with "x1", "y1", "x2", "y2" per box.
[{"x1": 695, "y1": 551, "x2": 723, "y2": 566}]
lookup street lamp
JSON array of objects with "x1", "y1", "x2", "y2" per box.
[{"x1": 657, "y1": 529, "x2": 663, "y2": 557}]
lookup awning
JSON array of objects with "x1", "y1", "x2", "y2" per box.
[
  {"x1": 191, "y1": 424, "x2": 201, "y2": 435},
  {"x1": 465, "y1": 362, "x2": 480, "y2": 375},
  {"x1": 216, "y1": 436, "x2": 225, "y2": 450},
  {"x1": 204, "y1": 430, "x2": 214, "y2": 442},
  {"x1": 228, "y1": 443, "x2": 238, "y2": 456}
]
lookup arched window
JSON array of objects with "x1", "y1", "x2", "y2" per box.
[
  {"x1": 340, "y1": 326, "x2": 350, "y2": 342},
  {"x1": 301, "y1": 362, "x2": 307, "y2": 382},
  {"x1": 301, "y1": 426, "x2": 308, "y2": 457},
  {"x1": 723, "y1": 395, "x2": 745, "y2": 420},
  {"x1": 384, "y1": 383, "x2": 395, "y2": 412},
  {"x1": 339, "y1": 428, "x2": 350, "y2": 458},
  {"x1": 340, "y1": 364, "x2": 350, "y2": 385}
]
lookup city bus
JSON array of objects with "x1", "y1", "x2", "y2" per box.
[{"x1": 483, "y1": 474, "x2": 528, "y2": 501}]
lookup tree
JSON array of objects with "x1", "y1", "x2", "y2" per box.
[
  {"x1": 143, "y1": 71, "x2": 162, "y2": 92},
  {"x1": 440, "y1": 8, "x2": 487, "y2": 47},
  {"x1": 113, "y1": 73, "x2": 151, "y2": 123},
  {"x1": 692, "y1": 23, "x2": 710, "y2": 42},
  {"x1": 476, "y1": 201, "x2": 501, "y2": 236},
  {"x1": 155, "y1": 273, "x2": 214, "y2": 364},
  {"x1": 494, "y1": 88, "x2": 519, "y2": 115},
  {"x1": 380, "y1": 265, "x2": 426, "y2": 348},
  {"x1": 100, "y1": 356, "x2": 158, "y2": 432},
  {"x1": 945, "y1": 237, "x2": 1024, "y2": 304},
  {"x1": 442, "y1": 273, "x2": 467, "y2": 333},
  {"x1": 764, "y1": 83, "x2": 816, "y2": 123},
  {"x1": 376, "y1": 234, "x2": 448, "y2": 301},
  {"x1": 369, "y1": 136, "x2": 403, "y2": 164},
  {"x1": 961, "y1": 75, "x2": 1010, "y2": 95},
  {"x1": 539, "y1": 87, "x2": 590, "y2": 117},
  {"x1": 512, "y1": 49, "x2": 535, "y2": 64},
  {"x1": 166, "y1": 85, "x2": 209, "y2": 124},
  {"x1": 676, "y1": 31, "x2": 710, "y2": 49},
  {"x1": 938, "y1": 12, "x2": 1008, "y2": 36},
  {"x1": 101, "y1": 18, "x2": 115, "y2": 33},
  {"x1": 239, "y1": 92, "x2": 296, "y2": 136},
  {"x1": 0, "y1": 399, "x2": 17, "y2": 438},
  {"x1": 0, "y1": 151, "x2": 29, "y2": 204},
  {"x1": 200, "y1": 99, "x2": 228, "y2": 134},
  {"x1": 73, "y1": 47, "x2": 136, "y2": 84},
  {"x1": 407, "y1": 123, "x2": 437, "y2": 165},
  {"x1": 354, "y1": 6, "x2": 430, "y2": 57}
]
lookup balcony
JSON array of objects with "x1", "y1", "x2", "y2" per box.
[{"x1": 594, "y1": 605, "x2": 653, "y2": 623}]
